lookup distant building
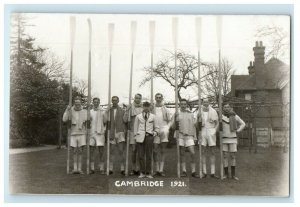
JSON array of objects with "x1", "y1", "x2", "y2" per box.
[{"x1": 230, "y1": 41, "x2": 290, "y2": 148}]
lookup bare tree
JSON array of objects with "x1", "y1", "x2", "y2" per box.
[
  {"x1": 255, "y1": 24, "x2": 289, "y2": 62},
  {"x1": 203, "y1": 58, "x2": 235, "y2": 101},
  {"x1": 140, "y1": 50, "x2": 214, "y2": 101}
]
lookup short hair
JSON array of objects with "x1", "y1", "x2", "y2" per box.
[
  {"x1": 155, "y1": 93, "x2": 163, "y2": 98},
  {"x1": 180, "y1": 98, "x2": 188, "y2": 103},
  {"x1": 74, "y1": 96, "x2": 81, "y2": 102},
  {"x1": 111, "y1": 96, "x2": 119, "y2": 101},
  {"x1": 135, "y1": 93, "x2": 142, "y2": 98},
  {"x1": 143, "y1": 101, "x2": 151, "y2": 107},
  {"x1": 223, "y1": 102, "x2": 232, "y2": 107},
  {"x1": 93, "y1": 97, "x2": 100, "y2": 102}
]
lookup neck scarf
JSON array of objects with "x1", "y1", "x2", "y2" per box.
[{"x1": 223, "y1": 110, "x2": 237, "y2": 132}]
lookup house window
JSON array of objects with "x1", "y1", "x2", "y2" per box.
[{"x1": 245, "y1": 93, "x2": 252, "y2": 100}]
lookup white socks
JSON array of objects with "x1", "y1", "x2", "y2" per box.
[
  {"x1": 191, "y1": 163, "x2": 196, "y2": 173},
  {"x1": 159, "y1": 162, "x2": 165, "y2": 172},
  {"x1": 181, "y1": 163, "x2": 187, "y2": 172},
  {"x1": 99, "y1": 162, "x2": 104, "y2": 171}
]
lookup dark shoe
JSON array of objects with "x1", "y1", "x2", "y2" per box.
[
  {"x1": 134, "y1": 170, "x2": 140, "y2": 175},
  {"x1": 181, "y1": 171, "x2": 187, "y2": 177},
  {"x1": 160, "y1": 171, "x2": 166, "y2": 177},
  {"x1": 90, "y1": 170, "x2": 95, "y2": 174},
  {"x1": 192, "y1": 172, "x2": 200, "y2": 178},
  {"x1": 153, "y1": 171, "x2": 161, "y2": 176},
  {"x1": 121, "y1": 170, "x2": 125, "y2": 176},
  {"x1": 210, "y1": 174, "x2": 219, "y2": 179},
  {"x1": 109, "y1": 170, "x2": 113, "y2": 175},
  {"x1": 71, "y1": 170, "x2": 79, "y2": 174}
]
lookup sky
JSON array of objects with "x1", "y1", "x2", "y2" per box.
[{"x1": 18, "y1": 13, "x2": 290, "y2": 105}]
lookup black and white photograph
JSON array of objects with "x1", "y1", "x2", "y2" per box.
[{"x1": 8, "y1": 12, "x2": 291, "y2": 196}]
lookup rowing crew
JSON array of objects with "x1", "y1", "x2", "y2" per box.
[{"x1": 63, "y1": 93, "x2": 245, "y2": 180}]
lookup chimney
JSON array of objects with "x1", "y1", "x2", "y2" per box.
[
  {"x1": 248, "y1": 61, "x2": 255, "y2": 75},
  {"x1": 253, "y1": 41, "x2": 266, "y2": 88}
]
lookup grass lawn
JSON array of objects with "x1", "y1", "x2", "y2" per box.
[{"x1": 9, "y1": 146, "x2": 289, "y2": 196}]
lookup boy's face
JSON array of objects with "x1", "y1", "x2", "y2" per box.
[
  {"x1": 223, "y1": 104, "x2": 231, "y2": 113},
  {"x1": 74, "y1": 100, "x2": 81, "y2": 110},
  {"x1": 202, "y1": 99, "x2": 209, "y2": 108},
  {"x1": 180, "y1": 101, "x2": 187, "y2": 110},
  {"x1": 155, "y1": 94, "x2": 163, "y2": 104},
  {"x1": 143, "y1": 106, "x2": 150, "y2": 113},
  {"x1": 93, "y1": 99, "x2": 100, "y2": 108},
  {"x1": 134, "y1": 95, "x2": 142, "y2": 104},
  {"x1": 112, "y1": 97, "x2": 119, "y2": 107}
]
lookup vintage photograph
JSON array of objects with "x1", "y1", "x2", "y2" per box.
[{"x1": 9, "y1": 13, "x2": 290, "y2": 196}]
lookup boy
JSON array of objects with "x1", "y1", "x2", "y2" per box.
[
  {"x1": 134, "y1": 101, "x2": 159, "y2": 178},
  {"x1": 222, "y1": 102, "x2": 246, "y2": 180},
  {"x1": 63, "y1": 96, "x2": 87, "y2": 174}
]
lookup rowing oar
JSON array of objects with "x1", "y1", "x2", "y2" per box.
[
  {"x1": 106, "y1": 23, "x2": 114, "y2": 176},
  {"x1": 216, "y1": 16, "x2": 224, "y2": 180},
  {"x1": 86, "y1": 18, "x2": 92, "y2": 175},
  {"x1": 172, "y1": 17, "x2": 180, "y2": 178},
  {"x1": 195, "y1": 16, "x2": 203, "y2": 179},
  {"x1": 149, "y1": 20, "x2": 155, "y2": 175},
  {"x1": 125, "y1": 21, "x2": 137, "y2": 176},
  {"x1": 67, "y1": 16, "x2": 76, "y2": 174}
]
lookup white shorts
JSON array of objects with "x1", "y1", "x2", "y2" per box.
[
  {"x1": 177, "y1": 134, "x2": 195, "y2": 147},
  {"x1": 154, "y1": 127, "x2": 169, "y2": 144},
  {"x1": 89, "y1": 134, "x2": 105, "y2": 147},
  {"x1": 222, "y1": 143, "x2": 237, "y2": 152},
  {"x1": 70, "y1": 134, "x2": 86, "y2": 148},
  {"x1": 110, "y1": 132, "x2": 126, "y2": 145},
  {"x1": 129, "y1": 131, "x2": 136, "y2": 145},
  {"x1": 201, "y1": 128, "x2": 216, "y2": 147}
]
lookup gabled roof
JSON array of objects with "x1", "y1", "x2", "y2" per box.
[{"x1": 233, "y1": 57, "x2": 289, "y2": 92}]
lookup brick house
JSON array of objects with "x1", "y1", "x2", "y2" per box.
[{"x1": 230, "y1": 41, "x2": 290, "y2": 147}]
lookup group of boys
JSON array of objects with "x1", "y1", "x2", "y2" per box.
[{"x1": 63, "y1": 93, "x2": 245, "y2": 180}]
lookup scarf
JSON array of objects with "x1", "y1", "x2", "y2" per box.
[
  {"x1": 223, "y1": 110, "x2": 237, "y2": 132},
  {"x1": 93, "y1": 108, "x2": 105, "y2": 134},
  {"x1": 179, "y1": 110, "x2": 195, "y2": 136},
  {"x1": 129, "y1": 102, "x2": 143, "y2": 116},
  {"x1": 110, "y1": 106, "x2": 125, "y2": 138},
  {"x1": 201, "y1": 105, "x2": 218, "y2": 126},
  {"x1": 71, "y1": 107, "x2": 87, "y2": 130},
  {"x1": 152, "y1": 104, "x2": 171, "y2": 122}
]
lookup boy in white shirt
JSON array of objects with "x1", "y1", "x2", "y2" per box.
[
  {"x1": 200, "y1": 98, "x2": 219, "y2": 178},
  {"x1": 152, "y1": 93, "x2": 172, "y2": 177},
  {"x1": 89, "y1": 97, "x2": 107, "y2": 174},
  {"x1": 171, "y1": 99, "x2": 199, "y2": 178},
  {"x1": 63, "y1": 96, "x2": 87, "y2": 174}
]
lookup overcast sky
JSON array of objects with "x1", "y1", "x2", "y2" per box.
[{"x1": 19, "y1": 13, "x2": 290, "y2": 104}]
